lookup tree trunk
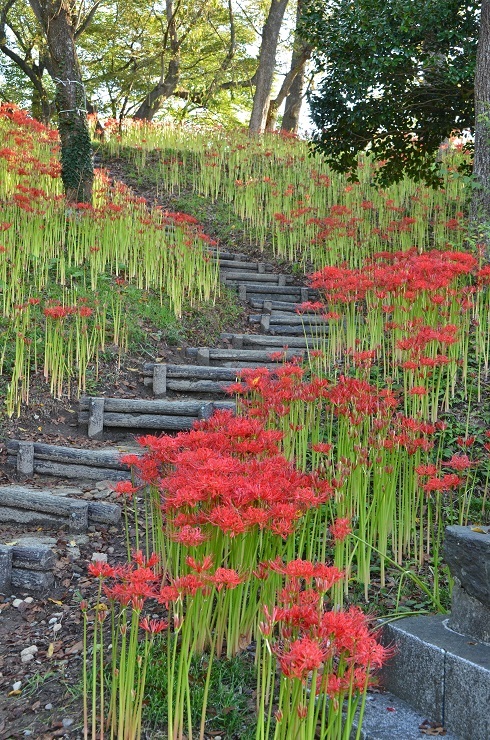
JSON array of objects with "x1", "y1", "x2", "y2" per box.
[
  {"x1": 31, "y1": 85, "x2": 53, "y2": 124},
  {"x1": 471, "y1": 0, "x2": 490, "y2": 234},
  {"x1": 28, "y1": 0, "x2": 93, "y2": 203},
  {"x1": 280, "y1": 0, "x2": 308, "y2": 133},
  {"x1": 249, "y1": 0, "x2": 290, "y2": 135},
  {"x1": 133, "y1": 58, "x2": 180, "y2": 121},
  {"x1": 282, "y1": 0, "x2": 308, "y2": 134}
]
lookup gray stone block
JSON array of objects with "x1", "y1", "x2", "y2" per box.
[
  {"x1": 352, "y1": 691, "x2": 458, "y2": 739},
  {"x1": 381, "y1": 615, "x2": 490, "y2": 740},
  {"x1": 444, "y1": 525, "x2": 490, "y2": 607},
  {"x1": 380, "y1": 617, "x2": 445, "y2": 722},
  {"x1": 449, "y1": 578, "x2": 490, "y2": 644},
  {"x1": 444, "y1": 641, "x2": 490, "y2": 740}
]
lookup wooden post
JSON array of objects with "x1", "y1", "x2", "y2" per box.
[
  {"x1": 88, "y1": 397, "x2": 105, "y2": 439},
  {"x1": 17, "y1": 441, "x2": 34, "y2": 477},
  {"x1": 153, "y1": 364, "x2": 167, "y2": 396},
  {"x1": 197, "y1": 348, "x2": 210, "y2": 365},
  {"x1": 0, "y1": 545, "x2": 12, "y2": 594}
]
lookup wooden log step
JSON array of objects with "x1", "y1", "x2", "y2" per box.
[
  {"x1": 79, "y1": 397, "x2": 236, "y2": 437},
  {"x1": 11, "y1": 545, "x2": 56, "y2": 571},
  {"x1": 268, "y1": 325, "x2": 329, "y2": 336},
  {"x1": 6, "y1": 440, "x2": 134, "y2": 480},
  {"x1": 6, "y1": 440, "x2": 130, "y2": 471},
  {"x1": 11, "y1": 569, "x2": 54, "y2": 592},
  {"x1": 208, "y1": 248, "x2": 248, "y2": 261},
  {"x1": 220, "y1": 333, "x2": 321, "y2": 349},
  {"x1": 233, "y1": 283, "x2": 311, "y2": 298},
  {"x1": 87, "y1": 501, "x2": 122, "y2": 525},
  {"x1": 186, "y1": 347, "x2": 306, "y2": 365},
  {"x1": 142, "y1": 363, "x2": 242, "y2": 395},
  {"x1": 142, "y1": 363, "x2": 241, "y2": 381},
  {"x1": 214, "y1": 260, "x2": 274, "y2": 272},
  {"x1": 248, "y1": 299, "x2": 306, "y2": 313},
  {"x1": 79, "y1": 397, "x2": 226, "y2": 415},
  {"x1": 264, "y1": 314, "x2": 329, "y2": 326},
  {"x1": 0, "y1": 486, "x2": 88, "y2": 532},
  {"x1": 0, "y1": 484, "x2": 120, "y2": 532},
  {"x1": 221, "y1": 272, "x2": 292, "y2": 284},
  {"x1": 7, "y1": 457, "x2": 131, "y2": 482}
]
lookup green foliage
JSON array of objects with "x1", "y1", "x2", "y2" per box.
[
  {"x1": 144, "y1": 646, "x2": 256, "y2": 739},
  {"x1": 304, "y1": 0, "x2": 478, "y2": 186}
]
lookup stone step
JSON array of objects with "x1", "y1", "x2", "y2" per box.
[
  {"x1": 380, "y1": 614, "x2": 490, "y2": 740},
  {"x1": 353, "y1": 689, "x2": 458, "y2": 739}
]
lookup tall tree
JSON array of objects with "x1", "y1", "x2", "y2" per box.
[
  {"x1": 305, "y1": 0, "x2": 478, "y2": 186},
  {"x1": 249, "y1": 0, "x2": 289, "y2": 134},
  {"x1": 472, "y1": 0, "x2": 490, "y2": 231},
  {"x1": 28, "y1": 0, "x2": 93, "y2": 202},
  {"x1": 0, "y1": 0, "x2": 53, "y2": 122},
  {"x1": 281, "y1": 0, "x2": 309, "y2": 133}
]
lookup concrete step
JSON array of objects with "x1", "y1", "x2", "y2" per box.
[
  {"x1": 354, "y1": 689, "x2": 458, "y2": 739},
  {"x1": 380, "y1": 614, "x2": 490, "y2": 739}
]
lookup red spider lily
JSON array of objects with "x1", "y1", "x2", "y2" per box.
[
  {"x1": 88, "y1": 561, "x2": 117, "y2": 579},
  {"x1": 444, "y1": 453, "x2": 474, "y2": 471},
  {"x1": 329, "y1": 518, "x2": 352, "y2": 542},
  {"x1": 275, "y1": 636, "x2": 330, "y2": 681},
  {"x1": 139, "y1": 617, "x2": 168, "y2": 634},
  {"x1": 209, "y1": 567, "x2": 244, "y2": 591},
  {"x1": 423, "y1": 474, "x2": 462, "y2": 493},
  {"x1": 113, "y1": 480, "x2": 140, "y2": 499}
]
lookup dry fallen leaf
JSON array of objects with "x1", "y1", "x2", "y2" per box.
[
  {"x1": 8, "y1": 690, "x2": 21, "y2": 697},
  {"x1": 48, "y1": 598, "x2": 63, "y2": 605},
  {"x1": 46, "y1": 643, "x2": 54, "y2": 658}
]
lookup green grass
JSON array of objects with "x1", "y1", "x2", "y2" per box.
[{"x1": 144, "y1": 645, "x2": 257, "y2": 739}]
